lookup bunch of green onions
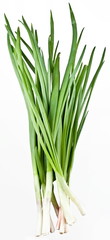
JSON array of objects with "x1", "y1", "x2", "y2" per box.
[{"x1": 5, "y1": 4, "x2": 105, "y2": 236}]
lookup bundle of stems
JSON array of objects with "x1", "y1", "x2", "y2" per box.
[{"x1": 5, "y1": 4, "x2": 106, "y2": 236}]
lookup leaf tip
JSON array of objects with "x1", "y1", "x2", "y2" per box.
[
  {"x1": 4, "y1": 13, "x2": 7, "y2": 20},
  {"x1": 68, "y1": 2, "x2": 71, "y2": 10},
  {"x1": 68, "y1": 3, "x2": 77, "y2": 28},
  {"x1": 68, "y1": 3, "x2": 73, "y2": 16},
  {"x1": 22, "y1": 15, "x2": 25, "y2": 23},
  {"x1": 101, "y1": 47, "x2": 106, "y2": 62},
  {"x1": 50, "y1": 9, "x2": 54, "y2": 21},
  {"x1": 17, "y1": 27, "x2": 20, "y2": 35},
  {"x1": 81, "y1": 27, "x2": 85, "y2": 34},
  {"x1": 92, "y1": 46, "x2": 96, "y2": 54},
  {"x1": 4, "y1": 13, "x2": 9, "y2": 25},
  {"x1": 104, "y1": 47, "x2": 106, "y2": 54},
  {"x1": 50, "y1": 9, "x2": 52, "y2": 16},
  {"x1": 84, "y1": 44, "x2": 87, "y2": 50}
]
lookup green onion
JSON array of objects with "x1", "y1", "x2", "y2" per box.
[{"x1": 4, "y1": 3, "x2": 106, "y2": 236}]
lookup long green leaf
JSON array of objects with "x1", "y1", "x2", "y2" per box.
[{"x1": 49, "y1": 53, "x2": 60, "y2": 129}]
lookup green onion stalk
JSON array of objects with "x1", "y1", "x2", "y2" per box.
[{"x1": 5, "y1": 3, "x2": 106, "y2": 236}]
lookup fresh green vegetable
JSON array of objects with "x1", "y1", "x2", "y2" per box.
[{"x1": 5, "y1": 3, "x2": 106, "y2": 236}]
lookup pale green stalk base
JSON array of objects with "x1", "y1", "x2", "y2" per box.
[
  {"x1": 34, "y1": 174, "x2": 42, "y2": 236},
  {"x1": 57, "y1": 179, "x2": 75, "y2": 225},
  {"x1": 50, "y1": 216, "x2": 55, "y2": 233},
  {"x1": 42, "y1": 171, "x2": 53, "y2": 235},
  {"x1": 56, "y1": 173, "x2": 85, "y2": 215}
]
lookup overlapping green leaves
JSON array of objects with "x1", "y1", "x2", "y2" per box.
[{"x1": 5, "y1": 3, "x2": 106, "y2": 185}]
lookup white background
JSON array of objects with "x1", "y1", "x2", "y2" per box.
[{"x1": 0, "y1": 0, "x2": 110, "y2": 239}]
